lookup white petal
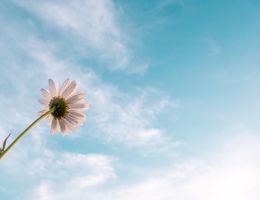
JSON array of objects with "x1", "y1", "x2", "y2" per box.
[
  {"x1": 56, "y1": 119, "x2": 61, "y2": 132},
  {"x1": 67, "y1": 86, "x2": 78, "y2": 99},
  {"x1": 48, "y1": 79, "x2": 57, "y2": 97},
  {"x1": 69, "y1": 111, "x2": 85, "y2": 119},
  {"x1": 40, "y1": 88, "x2": 51, "y2": 100},
  {"x1": 74, "y1": 118, "x2": 84, "y2": 125},
  {"x1": 65, "y1": 116, "x2": 77, "y2": 126},
  {"x1": 76, "y1": 99, "x2": 88, "y2": 107},
  {"x1": 68, "y1": 113, "x2": 85, "y2": 124},
  {"x1": 58, "y1": 78, "x2": 70, "y2": 96},
  {"x1": 69, "y1": 108, "x2": 88, "y2": 113},
  {"x1": 38, "y1": 98, "x2": 49, "y2": 106},
  {"x1": 63, "y1": 124, "x2": 69, "y2": 135},
  {"x1": 58, "y1": 119, "x2": 66, "y2": 135},
  {"x1": 51, "y1": 119, "x2": 58, "y2": 133},
  {"x1": 69, "y1": 102, "x2": 89, "y2": 110},
  {"x1": 67, "y1": 93, "x2": 85, "y2": 104},
  {"x1": 67, "y1": 114, "x2": 80, "y2": 124},
  {"x1": 61, "y1": 81, "x2": 77, "y2": 98},
  {"x1": 38, "y1": 109, "x2": 48, "y2": 116},
  {"x1": 64, "y1": 118, "x2": 76, "y2": 132},
  {"x1": 48, "y1": 115, "x2": 53, "y2": 125}
]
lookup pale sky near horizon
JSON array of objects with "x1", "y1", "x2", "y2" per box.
[{"x1": 1, "y1": 0, "x2": 260, "y2": 199}]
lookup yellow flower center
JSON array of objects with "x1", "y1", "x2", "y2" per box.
[{"x1": 49, "y1": 96, "x2": 69, "y2": 119}]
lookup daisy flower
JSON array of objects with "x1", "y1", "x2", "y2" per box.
[
  {"x1": 38, "y1": 78, "x2": 89, "y2": 135},
  {"x1": 0, "y1": 78, "x2": 88, "y2": 160}
]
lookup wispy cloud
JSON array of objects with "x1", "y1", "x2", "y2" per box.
[
  {"x1": 23, "y1": 132, "x2": 260, "y2": 200},
  {"x1": 91, "y1": 86, "x2": 178, "y2": 149},
  {"x1": 14, "y1": 0, "x2": 148, "y2": 73},
  {"x1": 31, "y1": 152, "x2": 116, "y2": 200}
]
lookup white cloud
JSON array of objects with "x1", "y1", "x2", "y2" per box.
[
  {"x1": 90, "y1": 85, "x2": 178, "y2": 149},
  {"x1": 14, "y1": 0, "x2": 147, "y2": 73},
  {"x1": 95, "y1": 133, "x2": 260, "y2": 200},
  {"x1": 30, "y1": 152, "x2": 115, "y2": 200},
  {"x1": 24, "y1": 132, "x2": 260, "y2": 200},
  {"x1": 32, "y1": 183, "x2": 54, "y2": 200}
]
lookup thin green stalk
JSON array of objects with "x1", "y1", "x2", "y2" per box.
[{"x1": 0, "y1": 108, "x2": 54, "y2": 160}]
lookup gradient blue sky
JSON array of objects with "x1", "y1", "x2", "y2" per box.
[{"x1": 1, "y1": 0, "x2": 260, "y2": 199}]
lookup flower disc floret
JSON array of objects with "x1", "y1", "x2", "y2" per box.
[{"x1": 49, "y1": 96, "x2": 68, "y2": 119}]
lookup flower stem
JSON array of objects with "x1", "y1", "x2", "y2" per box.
[{"x1": 0, "y1": 108, "x2": 54, "y2": 161}]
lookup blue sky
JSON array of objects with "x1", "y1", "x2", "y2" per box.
[{"x1": 1, "y1": 0, "x2": 260, "y2": 199}]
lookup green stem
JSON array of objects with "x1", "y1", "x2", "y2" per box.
[{"x1": 0, "y1": 108, "x2": 54, "y2": 161}]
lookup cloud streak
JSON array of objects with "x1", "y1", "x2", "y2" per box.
[
  {"x1": 14, "y1": 0, "x2": 148, "y2": 73},
  {"x1": 25, "y1": 132, "x2": 260, "y2": 200}
]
